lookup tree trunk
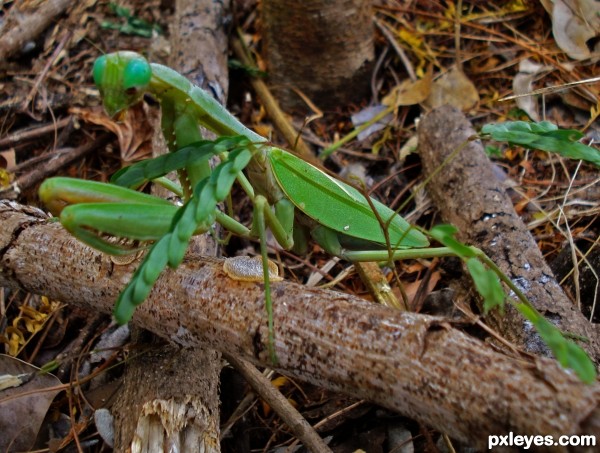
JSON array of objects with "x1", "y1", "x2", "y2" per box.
[
  {"x1": 111, "y1": 1, "x2": 230, "y2": 451},
  {"x1": 261, "y1": 0, "x2": 374, "y2": 110}
]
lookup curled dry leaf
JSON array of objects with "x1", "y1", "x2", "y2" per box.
[
  {"x1": 512, "y1": 58, "x2": 552, "y2": 121},
  {"x1": 70, "y1": 102, "x2": 159, "y2": 163},
  {"x1": 546, "y1": 0, "x2": 600, "y2": 60},
  {"x1": 382, "y1": 68, "x2": 433, "y2": 108}
]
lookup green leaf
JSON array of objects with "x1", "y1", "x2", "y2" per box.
[
  {"x1": 429, "y1": 225, "x2": 477, "y2": 258},
  {"x1": 466, "y1": 258, "x2": 505, "y2": 313},
  {"x1": 516, "y1": 304, "x2": 597, "y2": 384},
  {"x1": 481, "y1": 121, "x2": 600, "y2": 167},
  {"x1": 101, "y1": 2, "x2": 162, "y2": 38},
  {"x1": 484, "y1": 145, "x2": 503, "y2": 158}
]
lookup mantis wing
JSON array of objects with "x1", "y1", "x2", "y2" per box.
[{"x1": 269, "y1": 149, "x2": 429, "y2": 249}]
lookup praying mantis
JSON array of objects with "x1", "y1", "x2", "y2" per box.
[{"x1": 38, "y1": 52, "x2": 595, "y2": 381}]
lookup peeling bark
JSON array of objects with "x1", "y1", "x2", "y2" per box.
[
  {"x1": 418, "y1": 105, "x2": 600, "y2": 361},
  {"x1": 1, "y1": 201, "x2": 598, "y2": 450}
]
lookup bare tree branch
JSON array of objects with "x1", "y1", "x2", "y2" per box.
[
  {"x1": 418, "y1": 105, "x2": 600, "y2": 359},
  {"x1": 1, "y1": 200, "x2": 598, "y2": 449}
]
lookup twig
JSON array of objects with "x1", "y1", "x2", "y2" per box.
[
  {"x1": 224, "y1": 353, "x2": 332, "y2": 453},
  {"x1": 21, "y1": 30, "x2": 73, "y2": 114},
  {"x1": 0, "y1": 117, "x2": 72, "y2": 149},
  {"x1": 373, "y1": 18, "x2": 416, "y2": 82},
  {"x1": 0, "y1": 134, "x2": 110, "y2": 200}
]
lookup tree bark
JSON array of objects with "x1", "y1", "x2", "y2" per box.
[
  {"x1": 1, "y1": 201, "x2": 599, "y2": 450},
  {"x1": 417, "y1": 105, "x2": 600, "y2": 361},
  {"x1": 261, "y1": 0, "x2": 374, "y2": 110}
]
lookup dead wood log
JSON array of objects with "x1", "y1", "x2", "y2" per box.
[
  {"x1": 1, "y1": 201, "x2": 599, "y2": 450},
  {"x1": 418, "y1": 105, "x2": 600, "y2": 361}
]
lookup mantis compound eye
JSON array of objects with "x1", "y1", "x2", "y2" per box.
[
  {"x1": 123, "y1": 58, "x2": 151, "y2": 91},
  {"x1": 92, "y1": 55, "x2": 107, "y2": 87}
]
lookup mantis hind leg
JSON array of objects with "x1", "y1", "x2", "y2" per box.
[
  {"x1": 253, "y1": 197, "x2": 277, "y2": 363},
  {"x1": 247, "y1": 196, "x2": 295, "y2": 364},
  {"x1": 311, "y1": 224, "x2": 458, "y2": 262}
]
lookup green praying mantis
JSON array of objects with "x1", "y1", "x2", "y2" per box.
[{"x1": 38, "y1": 52, "x2": 595, "y2": 381}]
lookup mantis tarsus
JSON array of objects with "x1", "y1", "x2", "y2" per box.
[{"x1": 38, "y1": 52, "x2": 596, "y2": 380}]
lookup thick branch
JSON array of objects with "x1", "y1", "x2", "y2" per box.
[
  {"x1": 418, "y1": 105, "x2": 600, "y2": 360},
  {"x1": 1, "y1": 201, "x2": 598, "y2": 449}
]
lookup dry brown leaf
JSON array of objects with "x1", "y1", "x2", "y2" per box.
[
  {"x1": 70, "y1": 103, "x2": 158, "y2": 163},
  {"x1": 396, "y1": 270, "x2": 441, "y2": 308},
  {"x1": 512, "y1": 59, "x2": 552, "y2": 121},
  {"x1": 382, "y1": 68, "x2": 432, "y2": 108},
  {"x1": 0, "y1": 150, "x2": 16, "y2": 170},
  {"x1": 0, "y1": 355, "x2": 62, "y2": 452},
  {"x1": 423, "y1": 66, "x2": 479, "y2": 111}
]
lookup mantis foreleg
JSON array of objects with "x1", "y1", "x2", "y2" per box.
[
  {"x1": 113, "y1": 147, "x2": 253, "y2": 322},
  {"x1": 110, "y1": 136, "x2": 249, "y2": 189}
]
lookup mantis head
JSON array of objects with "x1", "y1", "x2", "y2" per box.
[{"x1": 93, "y1": 52, "x2": 152, "y2": 117}]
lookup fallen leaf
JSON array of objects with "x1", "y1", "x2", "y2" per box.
[
  {"x1": 395, "y1": 271, "x2": 441, "y2": 309},
  {"x1": 351, "y1": 105, "x2": 394, "y2": 141},
  {"x1": 382, "y1": 68, "x2": 433, "y2": 108},
  {"x1": 424, "y1": 66, "x2": 479, "y2": 111},
  {"x1": 0, "y1": 149, "x2": 16, "y2": 170},
  {"x1": 70, "y1": 102, "x2": 159, "y2": 163},
  {"x1": 548, "y1": 0, "x2": 600, "y2": 60},
  {"x1": 0, "y1": 355, "x2": 62, "y2": 452},
  {"x1": 512, "y1": 59, "x2": 552, "y2": 121}
]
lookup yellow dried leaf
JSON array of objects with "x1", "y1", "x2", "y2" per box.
[
  {"x1": 270, "y1": 376, "x2": 289, "y2": 389},
  {"x1": 253, "y1": 124, "x2": 273, "y2": 139},
  {"x1": 506, "y1": 0, "x2": 527, "y2": 12},
  {"x1": 371, "y1": 126, "x2": 393, "y2": 156},
  {"x1": 0, "y1": 168, "x2": 12, "y2": 189},
  {"x1": 382, "y1": 70, "x2": 432, "y2": 109},
  {"x1": 5, "y1": 327, "x2": 25, "y2": 357},
  {"x1": 397, "y1": 28, "x2": 424, "y2": 50}
]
